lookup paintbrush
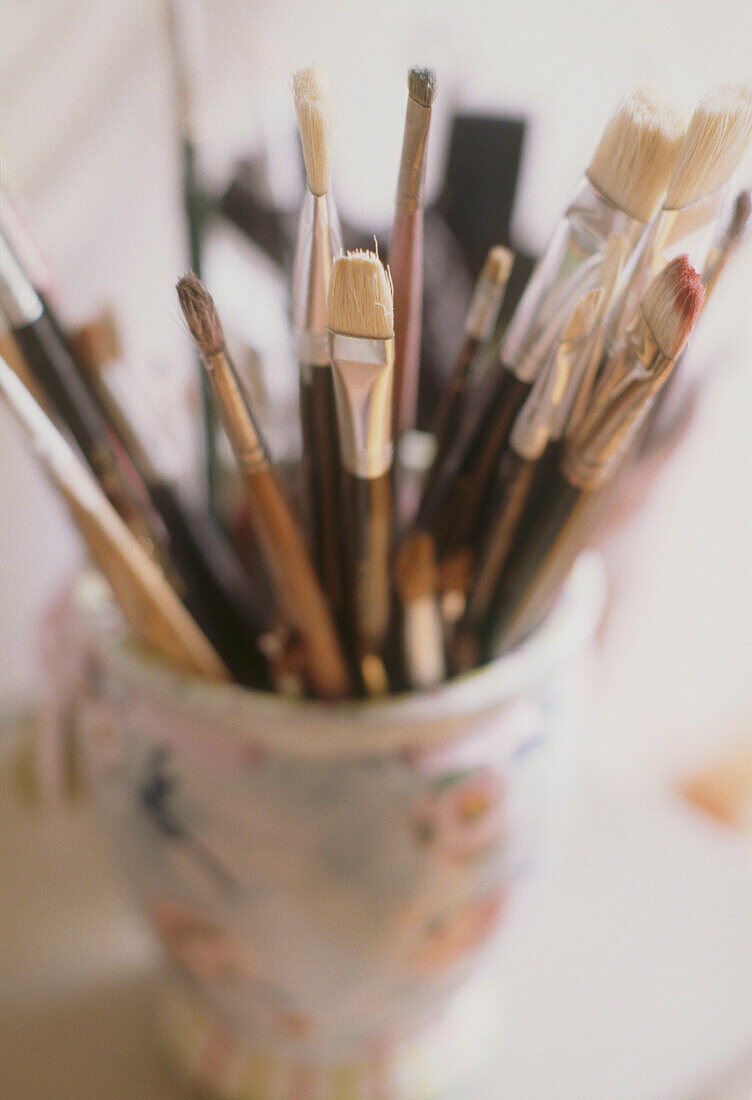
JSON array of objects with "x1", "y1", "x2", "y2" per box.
[
  {"x1": 164, "y1": 0, "x2": 217, "y2": 505},
  {"x1": 291, "y1": 66, "x2": 346, "y2": 625},
  {"x1": 420, "y1": 245, "x2": 513, "y2": 520},
  {"x1": 476, "y1": 256, "x2": 704, "y2": 660},
  {"x1": 394, "y1": 532, "x2": 446, "y2": 689},
  {"x1": 702, "y1": 187, "x2": 752, "y2": 300},
  {"x1": 0, "y1": 230, "x2": 170, "y2": 560},
  {"x1": 177, "y1": 272, "x2": 352, "y2": 700},
  {"x1": 608, "y1": 85, "x2": 752, "y2": 348},
  {"x1": 447, "y1": 288, "x2": 603, "y2": 645},
  {"x1": 389, "y1": 66, "x2": 437, "y2": 437},
  {"x1": 327, "y1": 250, "x2": 395, "y2": 695},
  {"x1": 71, "y1": 317, "x2": 270, "y2": 687},
  {"x1": 417, "y1": 88, "x2": 685, "y2": 554},
  {"x1": 0, "y1": 355, "x2": 227, "y2": 679}
]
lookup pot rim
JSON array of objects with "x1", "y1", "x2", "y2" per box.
[{"x1": 75, "y1": 553, "x2": 605, "y2": 760}]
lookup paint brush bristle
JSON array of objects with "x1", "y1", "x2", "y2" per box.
[
  {"x1": 292, "y1": 66, "x2": 334, "y2": 196},
  {"x1": 586, "y1": 87, "x2": 685, "y2": 222},
  {"x1": 641, "y1": 255, "x2": 705, "y2": 359},
  {"x1": 177, "y1": 272, "x2": 224, "y2": 356},
  {"x1": 328, "y1": 250, "x2": 394, "y2": 339},
  {"x1": 483, "y1": 245, "x2": 514, "y2": 285},
  {"x1": 665, "y1": 85, "x2": 752, "y2": 209},
  {"x1": 408, "y1": 66, "x2": 437, "y2": 108}
]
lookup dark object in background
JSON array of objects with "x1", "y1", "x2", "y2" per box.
[{"x1": 435, "y1": 113, "x2": 535, "y2": 318}]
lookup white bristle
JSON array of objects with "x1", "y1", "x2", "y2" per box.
[
  {"x1": 665, "y1": 84, "x2": 752, "y2": 209},
  {"x1": 640, "y1": 255, "x2": 704, "y2": 358},
  {"x1": 292, "y1": 66, "x2": 334, "y2": 196},
  {"x1": 328, "y1": 250, "x2": 394, "y2": 339},
  {"x1": 586, "y1": 87, "x2": 686, "y2": 222}
]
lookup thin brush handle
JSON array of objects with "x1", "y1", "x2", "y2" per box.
[
  {"x1": 0, "y1": 357, "x2": 227, "y2": 679},
  {"x1": 148, "y1": 483, "x2": 269, "y2": 686},
  {"x1": 299, "y1": 367, "x2": 346, "y2": 626},
  {"x1": 65, "y1": 337, "x2": 268, "y2": 686},
  {"x1": 341, "y1": 468, "x2": 393, "y2": 691},
  {"x1": 202, "y1": 346, "x2": 351, "y2": 700},
  {"x1": 434, "y1": 367, "x2": 531, "y2": 555},
  {"x1": 419, "y1": 335, "x2": 479, "y2": 510},
  {"x1": 390, "y1": 210, "x2": 424, "y2": 436},
  {"x1": 13, "y1": 313, "x2": 165, "y2": 551},
  {"x1": 481, "y1": 475, "x2": 595, "y2": 656},
  {"x1": 243, "y1": 464, "x2": 351, "y2": 699},
  {"x1": 463, "y1": 449, "x2": 537, "y2": 628}
]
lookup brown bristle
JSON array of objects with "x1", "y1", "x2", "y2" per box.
[
  {"x1": 641, "y1": 255, "x2": 705, "y2": 358},
  {"x1": 408, "y1": 66, "x2": 437, "y2": 108},
  {"x1": 483, "y1": 245, "x2": 514, "y2": 286},
  {"x1": 176, "y1": 272, "x2": 224, "y2": 356}
]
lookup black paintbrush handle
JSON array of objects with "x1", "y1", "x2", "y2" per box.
[
  {"x1": 149, "y1": 483, "x2": 269, "y2": 687},
  {"x1": 13, "y1": 313, "x2": 156, "y2": 532},
  {"x1": 341, "y1": 468, "x2": 393, "y2": 685},
  {"x1": 436, "y1": 367, "x2": 531, "y2": 556},
  {"x1": 300, "y1": 368, "x2": 346, "y2": 627},
  {"x1": 481, "y1": 474, "x2": 596, "y2": 657}
]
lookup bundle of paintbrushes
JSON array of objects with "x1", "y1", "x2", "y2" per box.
[{"x1": 1, "y1": 70, "x2": 750, "y2": 701}]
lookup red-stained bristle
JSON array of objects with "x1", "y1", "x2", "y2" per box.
[
  {"x1": 643, "y1": 254, "x2": 705, "y2": 358},
  {"x1": 671, "y1": 254, "x2": 705, "y2": 345}
]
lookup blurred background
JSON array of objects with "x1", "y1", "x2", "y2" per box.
[{"x1": 1, "y1": 2, "x2": 751, "y2": 1097}]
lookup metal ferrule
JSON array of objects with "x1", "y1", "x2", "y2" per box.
[
  {"x1": 403, "y1": 594, "x2": 446, "y2": 688},
  {"x1": 206, "y1": 350, "x2": 269, "y2": 476},
  {"x1": 396, "y1": 96, "x2": 432, "y2": 214},
  {"x1": 0, "y1": 238, "x2": 44, "y2": 328},
  {"x1": 501, "y1": 179, "x2": 644, "y2": 382},
  {"x1": 464, "y1": 272, "x2": 507, "y2": 342},
  {"x1": 328, "y1": 331, "x2": 394, "y2": 479},
  {"x1": 564, "y1": 325, "x2": 674, "y2": 490},
  {"x1": 292, "y1": 191, "x2": 342, "y2": 378},
  {"x1": 510, "y1": 329, "x2": 584, "y2": 461}
]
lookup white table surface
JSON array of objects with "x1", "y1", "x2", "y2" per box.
[{"x1": 2, "y1": 743, "x2": 751, "y2": 1100}]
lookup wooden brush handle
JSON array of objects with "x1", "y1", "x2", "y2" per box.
[
  {"x1": 390, "y1": 210, "x2": 424, "y2": 437},
  {"x1": 149, "y1": 483, "x2": 269, "y2": 686},
  {"x1": 244, "y1": 465, "x2": 351, "y2": 700},
  {"x1": 0, "y1": 358, "x2": 227, "y2": 679},
  {"x1": 13, "y1": 313, "x2": 166, "y2": 554}
]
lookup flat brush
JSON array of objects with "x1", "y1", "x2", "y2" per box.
[
  {"x1": 177, "y1": 272, "x2": 352, "y2": 701},
  {"x1": 71, "y1": 318, "x2": 270, "y2": 687},
  {"x1": 0, "y1": 355, "x2": 227, "y2": 680},
  {"x1": 478, "y1": 256, "x2": 704, "y2": 660},
  {"x1": 389, "y1": 66, "x2": 437, "y2": 437},
  {"x1": 609, "y1": 85, "x2": 752, "y2": 347},
  {"x1": 417, "y1": 88, "x2": 685, "y2": 553},
  {"x1": 291, "y1": 66, "x2": 345, "y2": 625},
  {"x1": 328, "y1": 250, "x2": 395, "y2": 695}
]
